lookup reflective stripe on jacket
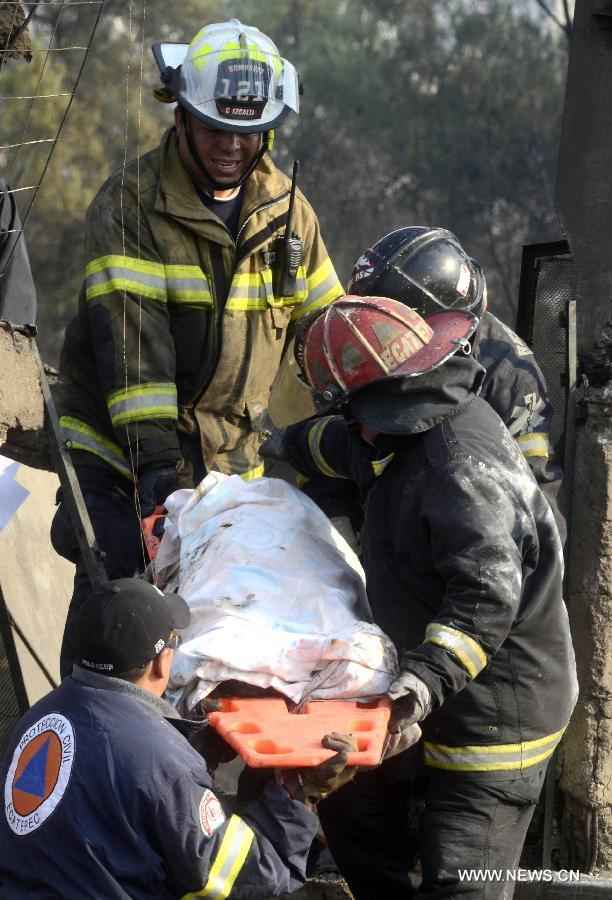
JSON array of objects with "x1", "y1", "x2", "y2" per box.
[{"x1": 58, "y1": 128, "x2": 342, "y2": 483}]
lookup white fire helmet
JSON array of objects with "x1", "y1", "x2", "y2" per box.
[{"x1": 152, "y1": 19, "x2": 300, "y2": 133}]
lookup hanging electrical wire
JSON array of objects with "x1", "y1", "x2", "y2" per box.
[{"x1": 116, "y1": 0, "x2": 152, "y2": 561}]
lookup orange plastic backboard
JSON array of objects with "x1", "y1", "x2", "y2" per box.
[{"x1": 207, "y1": 697, "x2": 392, "y2": 768}]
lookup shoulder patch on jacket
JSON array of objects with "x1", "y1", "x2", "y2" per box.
[
  {"x1": 5, "y1": 714, "x2": 75, "y2": 835},
  {"x1": 198, "y1": 789, "x2": 226, "y2": 837}
]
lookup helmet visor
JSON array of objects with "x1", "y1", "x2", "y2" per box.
[{"x1": 180, "y1": 49, "x2": 299, "y2": 130}]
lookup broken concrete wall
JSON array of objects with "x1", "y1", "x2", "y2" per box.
[
  {"x1": 555, "y1": 0, "x2": 612, "y2": 872},
  {"x1": 560, "y1": 389, "x2": 612, "y2": 872},
  {"x1": 562, "y1": 391, "x2": 612, "y2": 811},
  {"x1": 0, "y1": 323, "x2": 55, "y2": 469}
]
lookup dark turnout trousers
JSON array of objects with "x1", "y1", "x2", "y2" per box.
[{"x1": 318, "y1": 761, "x2": 547, "y2": 900}]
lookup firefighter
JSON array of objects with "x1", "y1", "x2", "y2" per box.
[
  {"x1": 0, "y1": 578, "x2": 356, "y2": 898},
  {"x1": 347, "y1": 226, "x2": 565, "y2": 533},
  {"x1": 262, "y1": 297, "x2": 578, "y2": 899},
  {"x1": 52, "y1": 18, "x2": 343, "y2": 677},
  {"x1": 0, "y1": 177, "x2": 37, "y2": 330}
]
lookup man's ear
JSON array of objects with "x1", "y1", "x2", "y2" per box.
[
  {"x1": 151, "y1": 651, "x2": 168, "y2": 680},
  {"x1": 154, "y1": 647, "x2": 174, "y2": 681}
]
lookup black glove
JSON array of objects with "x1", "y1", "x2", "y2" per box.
[
  {"x1": 277, "y1": 732, "x2": 358, "y2": 806},
  {"x1": 259, "y1": 427, "x2": 289, "y2": 463},
  {"x1": 185, "y1": 699, "x2": 238, "y2": 772},
  {"x1": 137, "y1": 464, "x2": 178, "y2": 517}
]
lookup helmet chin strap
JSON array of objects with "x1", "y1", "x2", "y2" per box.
[{"x1": 180, "y1": 107, "x2": 267, "y2": 196}]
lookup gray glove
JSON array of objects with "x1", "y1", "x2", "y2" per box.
[
  {"x1": 259, "y1": 427, "x2": 289, "y2": 463},
  {"x1": 277, "y1": 732, "x2": 358, "y2": 806},
  {"x1": 382, "y1": 670, "x2": 433, "y2": 761},
  {"x1": 381, "y1": 722, "x2": 422, "y2": 761}
]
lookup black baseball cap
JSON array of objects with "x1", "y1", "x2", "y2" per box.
[{"x1": 75, "y1": 578, "x2": 190, "y2": 675}]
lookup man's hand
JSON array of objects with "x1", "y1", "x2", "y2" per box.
[
  {"x1": 138, "y1": 464, "x2": 178, "y2": 518},
  {"x1": 259, "y1": 427, "x2": 289, "y2": 463},
  {"x1": 381, "y1": 722, "x2": 422, "y2": 761},
  {"x1": 379, "y1": 670, "x2": 434, "y2": 762},
  {"x1": 277, "y1": 732, "x2": 358, "y2": 806},
  {"x1": 187, "y1": 698, "x2": 238, "y2": 772}
]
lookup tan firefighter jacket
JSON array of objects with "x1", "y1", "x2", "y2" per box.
[{"x1": 59, "y1": 128, "x2": 343, "y2": 485}]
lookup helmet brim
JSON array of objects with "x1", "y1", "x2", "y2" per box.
[
  {"x1": 177, "y1": 95, "x2": 293, "y2": 133},
  {"x1": 345, "y1": 309, "x2": 479, "y2": 431},
  {"x1": 178, "y1": 49, "x2": 299, "y2": 133},
  {"x1": 375, "y1": 309, "x2": 478, "y2": 380},
  {"x1": 152, "y1": 41, "x2": 189, "y2": 73}
]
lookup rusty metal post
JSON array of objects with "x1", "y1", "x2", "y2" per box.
[{"x1": 555, "y1": 0, "x2": 612, "y2": 874}]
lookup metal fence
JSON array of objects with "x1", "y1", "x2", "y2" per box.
[{"x1": 516, "y1": 240, "x2": 577, "y2": 461}]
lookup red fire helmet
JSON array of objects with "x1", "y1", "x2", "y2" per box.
[{"x1": 300, "y1": 295, "x2": 478, "y2": 404}]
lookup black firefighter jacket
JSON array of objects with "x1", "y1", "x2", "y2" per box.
[
  {"x1": 283, "y1": 361, "x2": 578, "y2": 778},
  {"x1": 58, "y1": 128, "x2": 342, "y2": 486}
]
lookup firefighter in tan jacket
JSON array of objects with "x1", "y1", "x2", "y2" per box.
[{"x1": 53, "y1": 19, "x2": 342, "y2": 677}]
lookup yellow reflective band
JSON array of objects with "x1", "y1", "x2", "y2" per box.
[
  {"x1": 60, "y1": 416, "x2": 133, "y2": 480},
  {"x1": 371, "y1": 453, "x2": 395, "y2": 477},
  {"x1": 424, "y1": 727, "x2": 567, "y2": 773},
  {"x1": 226, "y1": 268, "x2": 308, "y2": 311},
  {"x1": 226, "y1": 271, "x2": 269, "y2": 311},
  {"x1": 307, "y1": 416, "x2": 345, "y2": 479},
  {"x1": 424, "y1": 623, "x2": 488, "y2": 680},
  {"x1": 107, "y1": 382, "x2": 178, "y2": 427},
  {"x1": 86, "y1": 256, "x2": 212, "y2": 306},
  {"x1": 307, "y1": 257, "x2": 335, "y2": 291},
  {"x1": 231, "y1": 272, "x2": 264, "y2": 287},
  {"x1": 86, "y1": 254, "x2": 164, "y2": 278},
  {"x1": 86, "y1": 255, "x2": 167, "y2": 303},
  {"x1": 240, "y1": 464, "x2": 264, "y2": 481},
  {"x1": 165, "y1": 264, "x2": 212, "y2": 305},
  {"x1": 515, "y1": 432, "x2": 550, "y2": 458},
  {"x1": 182, "y1": 815, "x2": 255, "y2": 899},
  {"x1": 277, "y1": 265, "x2": 308, "y2": 303},
  {"x1": 292, "y1": 258, "x2": 343, "y2": 320}
]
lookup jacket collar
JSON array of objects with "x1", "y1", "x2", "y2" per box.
[
  {"x1": 72, "y1": 664, "x2": 181, "y2": 720},
  {"x1": 349, "y1": 355, "x2": 486, "y2": 436}
]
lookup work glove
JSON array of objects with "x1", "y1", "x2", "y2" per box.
[
  {"x1": 187, "y1": 698, "x2": 238, "y2": 772},
  {"x1": 382, "y1": 670, "x2": 433, "y2": 761},
  {"x1": 277, "y1": 732, "x2": 358, "y2": 807},
  {"x1": 137, "y1": 464, "x2": 178, "y2": 518},
  {"x1": 259, "y1": 427, "x2": 289, "y2": 463}
]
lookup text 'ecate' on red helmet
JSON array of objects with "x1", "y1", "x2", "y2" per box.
[{"x1": 300, "y1": 295, "x2": 478, "y2": 406}]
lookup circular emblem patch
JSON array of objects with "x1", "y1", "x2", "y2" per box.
[
  {"x1": 4, "y1": 714, "x2": 75, "y2": 835},
  {"x1": 199, "y1": 789, "x2": 226, "y2": 837}
]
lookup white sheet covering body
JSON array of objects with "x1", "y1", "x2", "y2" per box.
[{"x1": 154, "y1": 473, "x2": 398, "y2": 711}]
